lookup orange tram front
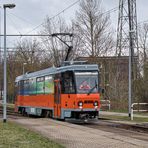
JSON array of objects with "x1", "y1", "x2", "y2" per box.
[{"x1": 15, "y1": 63, "x2": 101, "y2": 121}]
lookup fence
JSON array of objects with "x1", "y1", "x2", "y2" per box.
[
  {"x1": 100, "y1": 100, "x2": 111, "y2": 110},
  {"x1": 131, "y1": 103, "x2": 148, "y2": 120}
]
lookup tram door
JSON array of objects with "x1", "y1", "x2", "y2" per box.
[{"x1": 54, "y1": 79, "x2": 61, "y2": 118}]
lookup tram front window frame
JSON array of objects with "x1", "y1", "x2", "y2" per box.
[{"x1": 75, "y1": 71, "x2": 99, "y2": 94}]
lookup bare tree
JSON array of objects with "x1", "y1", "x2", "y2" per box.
[
  {"x1": 73, "y1": 0, "x2": 114, "y2": 57},
  {"x1": 138, "y1": 23, "x2": 148, "y2": 79},
  {"x1": 139, "y1": 24, "x2": 148, "y2": 60},
  {"x1": 14, "y1": 38, "x2": 44, "y2": 72},
  {"x1": 6, "y1": 38, "x2": 44, "y2": 102},
  {"x1": 73, "y1": 0, "x2": 118, "y2": 107},
  {"x1": 134, "y1": 23, "x2": 148, "y2": 103}
]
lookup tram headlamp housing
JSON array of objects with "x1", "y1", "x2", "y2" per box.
[
  {"x1": 78, "y1": 101, "x2": 83, "y2": 106},
  {"x1": 94, "y1": 101, "x2": 98, "y2": 106}
]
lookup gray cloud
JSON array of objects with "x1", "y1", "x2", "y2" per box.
[{"x1": 0, "y1": 0, "x2": 148, "y2": 47}]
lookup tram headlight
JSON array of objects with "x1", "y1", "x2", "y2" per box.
[
  {"x1": 78, "y1": 101, "x2": 83, "y2": 106},
  {"x1": 94, "y1": 101, "x2": 98, "y2": 106}
]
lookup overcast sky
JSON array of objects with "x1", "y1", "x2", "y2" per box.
[{"x1": 0, "y1": 0, "x2": 148, "y2": 47}]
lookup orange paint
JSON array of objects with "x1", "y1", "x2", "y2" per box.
[{"x1": 15, "y1": 93, "x2": 100, "y2": 117}]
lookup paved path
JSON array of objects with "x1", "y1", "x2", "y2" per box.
[{"x1": 10, "y1": 118, "x2": 148, "y2": 148}]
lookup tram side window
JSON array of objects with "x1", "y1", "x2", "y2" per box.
[
  {"x1": 29, "y1": 78, "x2": 36, "y2": 95},
  {"x1": 17, "y1": 81, "x2": 24, "y2": 95},
  {"x1": 15, "y1": 82, "x2": 18, "y2": 94},
  {"x1": 62, "y1": 72, "x2": 75, "y2": 94},
  {"x1": 24, "y1": 80, "x2": 29, "y2": 95},
  {"x1": 17, "y1": 82, "x2": 20, "y2": 94},
  {"x1": 36, "y1": 77, "x2": 45, "y2": 94},
  {"x1": 45, "y1": 76, "x2": 54, "y2": 94},
  {"x1": 17, "y1": 81, "x2": 20, "y2": 95},
  {"x1": 20, "y1": 80, "x2": 24, "y2": 95}
]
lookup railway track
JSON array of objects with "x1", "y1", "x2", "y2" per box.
[
  {"x1": 0, "y1": 104, "x2": 148, "y2": 135},
  {"x1": 0, "y1": 105, "x2": 21, "y2": 116},
  {"x1": 83, "y1": 119, "x2": 148, "y2": 134}
]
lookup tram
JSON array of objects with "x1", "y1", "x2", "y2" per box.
[{"x1": 15, "y1": 61, "x2": 101, "y2": 121}]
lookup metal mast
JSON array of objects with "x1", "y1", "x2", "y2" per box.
[
  {"x1": 116, "y1": 0, "x2": 138, "y2": 117},
  {"x1": 116, "y1": 0, "x2": 138, "y2": 56}
]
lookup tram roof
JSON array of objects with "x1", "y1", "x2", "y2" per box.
[{"x1": 15, "y1": 64, "x2": 99, "y2": 82}]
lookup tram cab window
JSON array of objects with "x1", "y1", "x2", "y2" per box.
[
  {"x1": 61, "y1": 72, "x2": 75, "y2": 94},
  {"x1": 75, "y1": 72, "x2": 99, "y2": 94}
]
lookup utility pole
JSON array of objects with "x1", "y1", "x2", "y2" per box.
[
  {"x1": 3, "y1": 4, "x2": 16, "y2": 123},
  {"x1": 116, "y1": 0, "x2": 138, "y2": 117}
]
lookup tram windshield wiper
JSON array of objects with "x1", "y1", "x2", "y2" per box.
[{"x1": 87, "y1": 81, "x2": 97, "y2": 95}]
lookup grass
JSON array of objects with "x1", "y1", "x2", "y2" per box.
[
  {"x1": 134, "y1": 111, "x2": 148, "y2": 116},
  {"x1": 0, "y1": 103, "x2": 15, "y2": 109},
  {"x1": 107, "y1": 109, "x2": 128, "y2": 113},
  {"x1": 100, "y1": 114, "x2": 148, "y2": 123},
  {"x1": 102, "y1": 109, "x2": 148, "y2": 116},
  {"x1": 0, "y1": 121, "x2": 64, "y2": 148},
  {"x1": 7, "y1": 103, "x2": 15, "y2": 109}
]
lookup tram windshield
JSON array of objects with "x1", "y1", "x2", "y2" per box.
[{"x1": 75, "y1": 72, "x2": 99, "y2": 94}]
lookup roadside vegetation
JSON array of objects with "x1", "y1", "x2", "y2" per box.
[
  {"x1": 104, "y1": 109, "x2": 148, "y2": 116},
  {"x1": 7, "y1": 103, "x2": 15, "y2": 109},
  {"x1": 100, "y1": 114, "x2": 148, "y2": 123},
  {"x1": 0, "y1": 121, "x2": 64, "y2": 148}
]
